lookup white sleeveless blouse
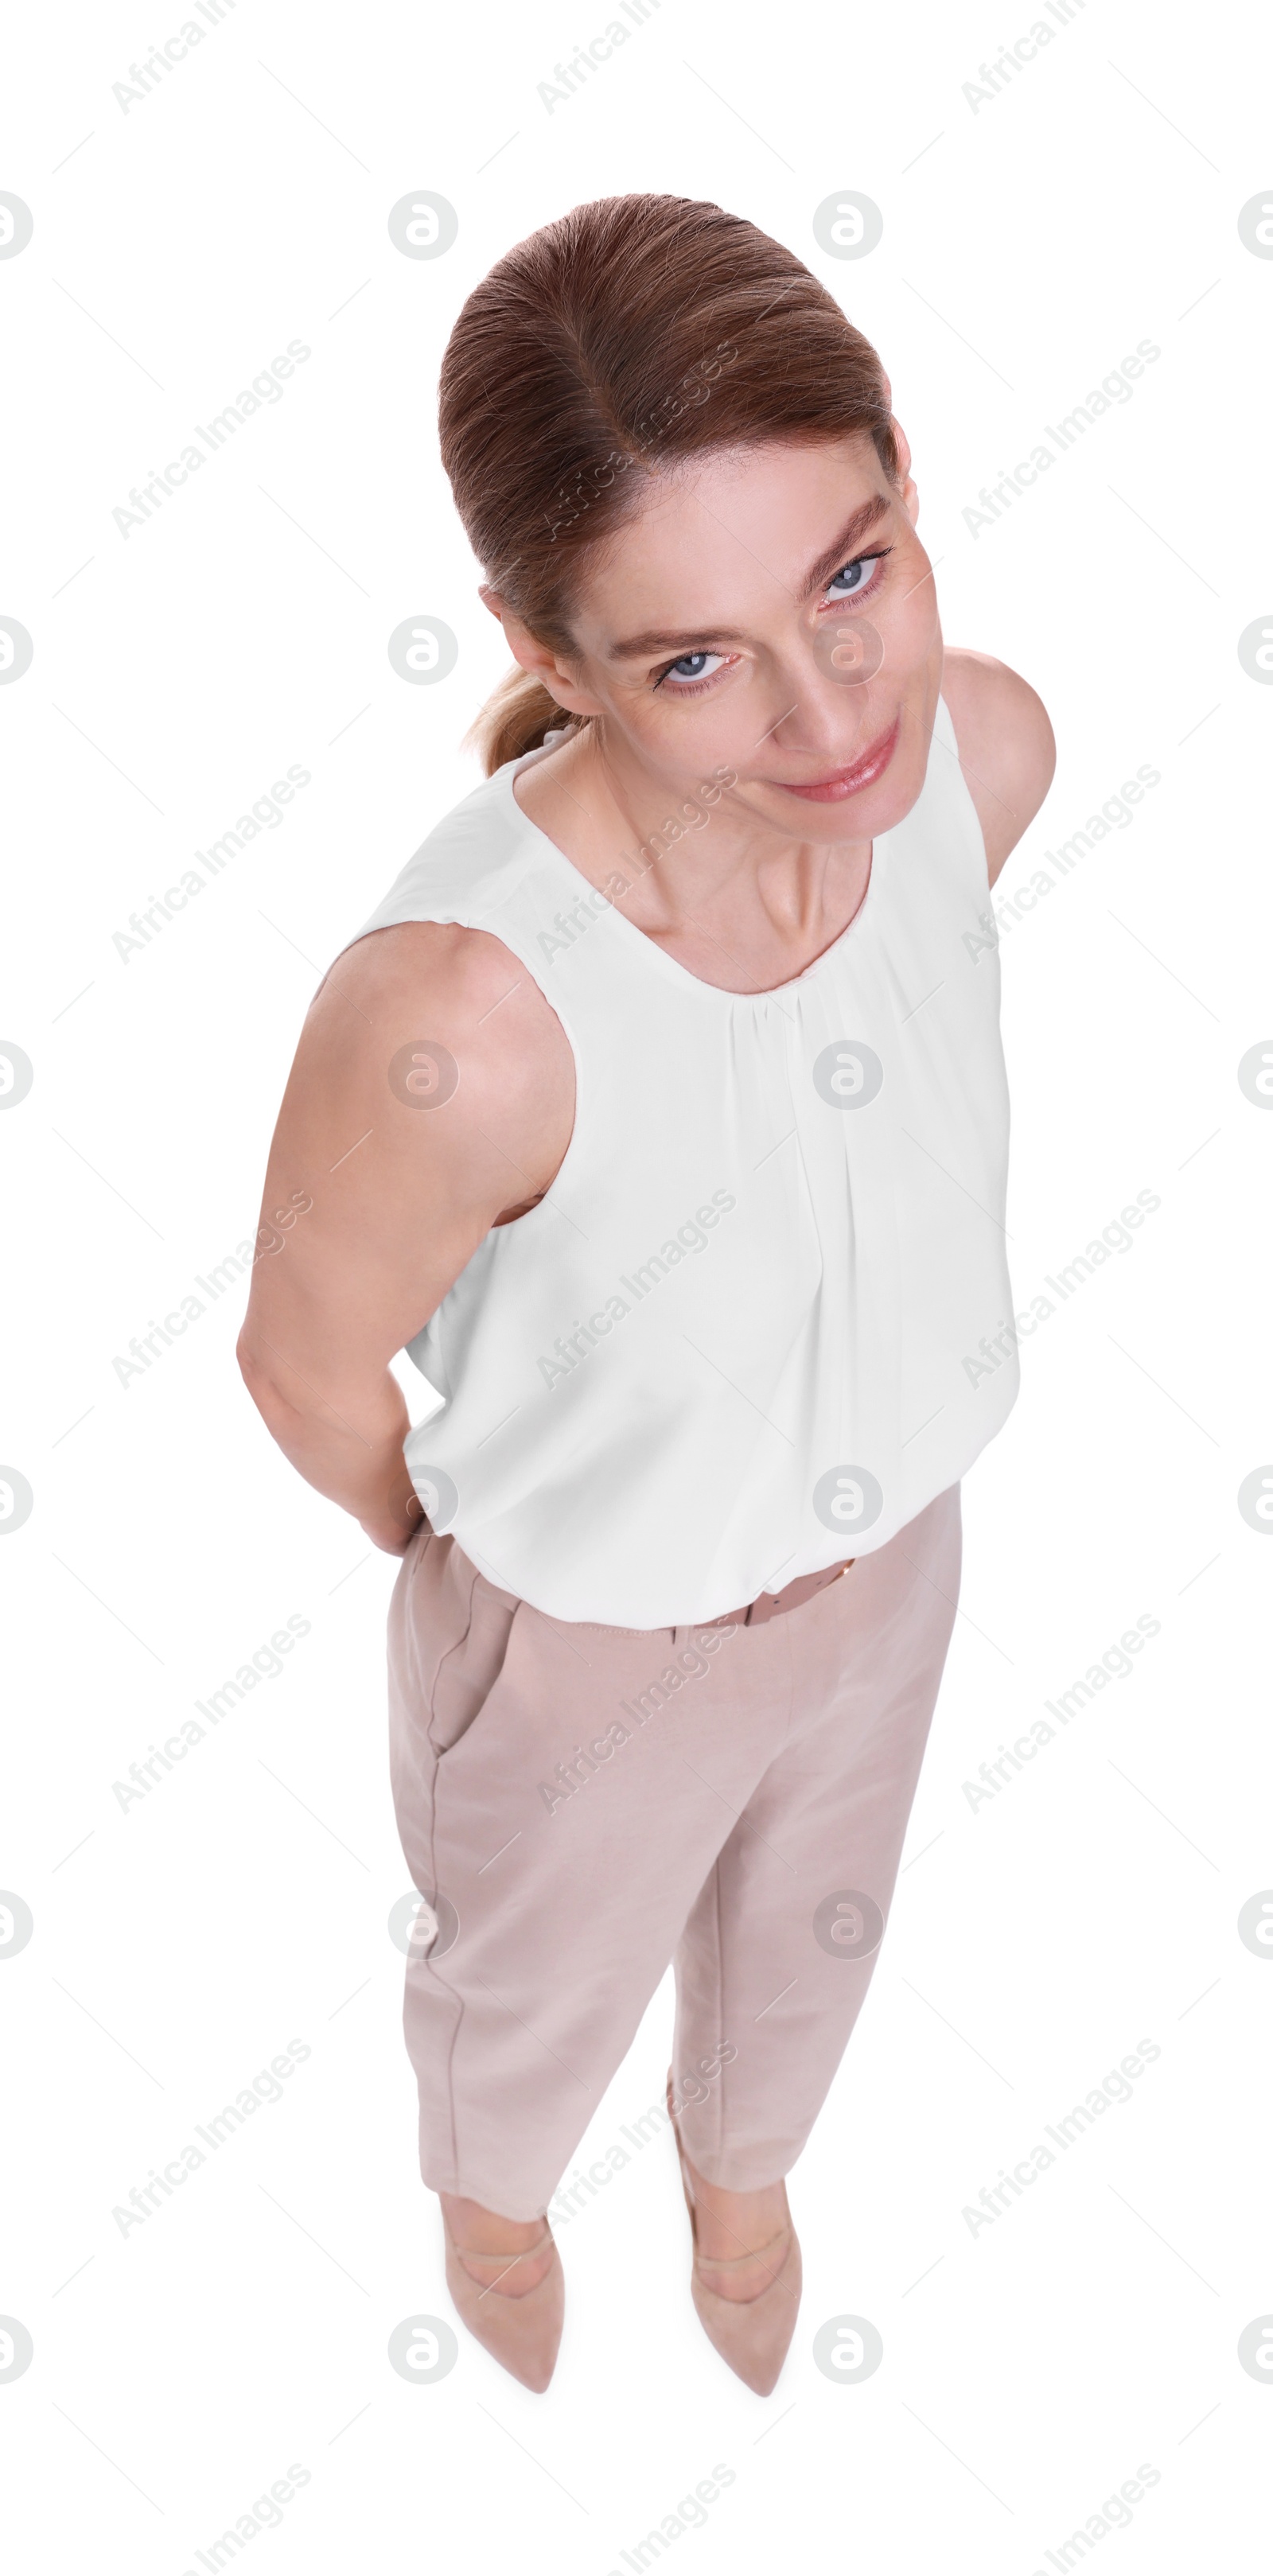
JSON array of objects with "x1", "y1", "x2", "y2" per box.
[{"x1": 343, "y1": 694, "x2": 1018, "y2": 1625}]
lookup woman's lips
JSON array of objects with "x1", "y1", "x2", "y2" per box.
[{"x1": 773, "y1": 714, "x2": 901, "y2": 803}]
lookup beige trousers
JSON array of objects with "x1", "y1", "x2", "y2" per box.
[{"x1": 387, "y1": 1483, "x2": 962, "y2": 2220}]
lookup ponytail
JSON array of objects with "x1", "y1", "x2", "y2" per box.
[{"x1": 463, "y1": 663, "x2": 589, "y2": 777}]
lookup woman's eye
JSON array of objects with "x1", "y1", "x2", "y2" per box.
[
  {"x1": 659, "y1": 649, "x2": 726, "y2": 690},
  {"x1": 826, "y1": 552, "x2": 886, "y2": 601}
]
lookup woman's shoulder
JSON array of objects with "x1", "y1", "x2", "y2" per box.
[
  {"x1": 940, "y1": 647, "x2": 1057, "y2": 885},
  {"x1": 330, "y1": 913, "x2": 531, "y2": 1026},
  {"x1": 298, "y1": 909, "x2": 575, "y2": 1206}
]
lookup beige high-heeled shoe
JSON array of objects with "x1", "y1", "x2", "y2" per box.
[
  {"x1": 667, "y1": 2072, "x2": 802, "y2": 2395},
  {"x1": 442, "y1": 2213, "x2": 564, "y2": 2393}
]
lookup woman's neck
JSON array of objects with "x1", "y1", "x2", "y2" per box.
[{"x1": 512, "y1": 726, "x2": 874, "y2": 995}]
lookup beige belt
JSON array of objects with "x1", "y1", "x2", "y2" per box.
[{"x1": 705, "y1": 1556, "x2": 856, "y2": 1631}]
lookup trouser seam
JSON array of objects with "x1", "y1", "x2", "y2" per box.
[
  {"x1": 707, "y1": 1857, "x2": 726, "y2": 2171},
  {"x1": 426, "y1": 1555, "x2": 482, "y2": 2201}
]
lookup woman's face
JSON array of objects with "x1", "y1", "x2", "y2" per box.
[{"x1": 502, "y1": 430, "x2": 944, "y2": 844}]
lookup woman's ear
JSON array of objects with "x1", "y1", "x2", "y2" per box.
[
  {"x1": 889, "y1": 417, "x2": 919, "y2": 526},
  {"x1": 480, "y1": 592, "x2": 603, "y2": 718}
]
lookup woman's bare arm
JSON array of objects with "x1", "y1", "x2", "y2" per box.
[
  {"x1": 236, "y1": 920, "x2": 574, "y2": 1552},
  {"x1": 940, "y1": 647, "x2": 1056, "y2": 885}
]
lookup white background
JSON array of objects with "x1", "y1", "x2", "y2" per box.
[{"x1": 2, "y1": 0, "x2": 1271, "y2": 2567}]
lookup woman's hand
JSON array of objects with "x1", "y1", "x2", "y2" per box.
[{"x1": 360, "y1": 1461, "x2": 429, "y2": 1558}]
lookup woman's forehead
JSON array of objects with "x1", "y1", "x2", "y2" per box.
[{"x1": 575, "y1": 439, "x2": 897, "y2": 644}]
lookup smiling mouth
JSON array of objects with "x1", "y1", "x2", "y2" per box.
[{"x1": 773, "y1": 714, "x2": 901, "y2": 802}]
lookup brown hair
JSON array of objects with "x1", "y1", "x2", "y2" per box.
[{"x1": 438, "y1": 195, "x2": 900, "y2": 775}]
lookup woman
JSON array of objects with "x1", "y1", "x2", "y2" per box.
[{"x1": 238, "y1": 193, "x2": 1054, "y2": 2397}]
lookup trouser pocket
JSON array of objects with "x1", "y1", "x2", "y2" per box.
[
  {"x1": 387, "y1": 1539, "x2": 518, "y2": 1904},
  {"x1": 428, "y1": 1576, "x2": 520, "y2": 1760}
]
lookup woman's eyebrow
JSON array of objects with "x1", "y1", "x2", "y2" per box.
[
  {"x1": 607, "y1": 620, "x2": 746, "y2": 661},
  {"x1": 796, "y1": 493, "x2": 893, "y2": 601},
  {"x1": 605, "y1": 492, "x2": 894, "y2": 660}
]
